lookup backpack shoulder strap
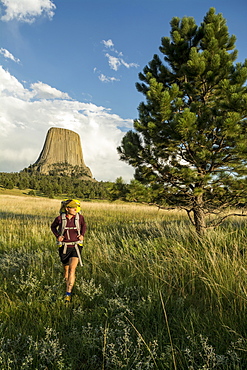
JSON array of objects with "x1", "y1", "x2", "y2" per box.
[
  {"x1": 60, "y1": 213, "x2": 67, "y2": 236},
  {"x1": 75, "y1": 213, "x2": 80, "y2": 235}
]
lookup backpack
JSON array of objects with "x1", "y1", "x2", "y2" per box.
[{"x1": 59, "y1": 199, "x2": 81, "y2": 237}]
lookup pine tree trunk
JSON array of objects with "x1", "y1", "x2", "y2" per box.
[{"x1": 193, "y1": 195, "x2": 206, "y2": 235}]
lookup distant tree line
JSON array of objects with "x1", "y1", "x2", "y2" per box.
[
  {"x1": 0, "y1": 171, "x2": 168, "y2": 205},
  {"x1": 1, "y1": 171, "x2": 247, "y2": 212},
  {"x1": 0, "y1": 171, "x2": 109, "y2": 199}
]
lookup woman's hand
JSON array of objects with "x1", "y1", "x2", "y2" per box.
[
  {"x1": 57, "y1": 236, "x2": 64, "y2": 242},
  {"x1": 78, "y1": 235, "x2": 84, "y2": 241}
]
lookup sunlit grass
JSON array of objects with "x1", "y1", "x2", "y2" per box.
[{"x1": 1, "y1": 194, "x2": 247, "y2": 369}]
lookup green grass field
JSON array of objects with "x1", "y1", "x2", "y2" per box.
[{"x1": 1, "y1": 194, "x2": 247, "y2": 369}]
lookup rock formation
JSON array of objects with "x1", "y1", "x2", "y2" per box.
[{"x1": 31, "y1": 127, "x2": 93, "y2": 179}]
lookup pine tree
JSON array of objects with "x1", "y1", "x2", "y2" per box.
[
  {"x1": 126, "y1": 180, "x2": 153, "y2": 203},
  {"x1": 108, "y1": 177, "x2": 128, "y2": 201},
  {"x1": 118, "y1": 8, "x2": 247, "y2": 234}
]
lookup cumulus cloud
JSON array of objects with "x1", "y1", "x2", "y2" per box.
[
  {"x1": 0, "y1": 66, "x2": 134, "y2": 182},
  {"x1": 0, "y1": 0, "x2": 56, "y2": 23},
  {"x1": 30, "y1": 82, "x2": 71, "y2": 100},
  {"x1": 0, "y1": 48, "x2": 20, "y2": 63},
  {"x1": 0, "y1": 66, "x2": 33, "y2": 100}
]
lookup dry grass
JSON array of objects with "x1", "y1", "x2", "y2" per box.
[{"x1": 1, "y1": 194, "x2": 247, "y2": 369}]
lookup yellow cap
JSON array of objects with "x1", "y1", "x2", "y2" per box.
[{"x1": 66, "y1": 200, "x2": 80, "y2": 208}]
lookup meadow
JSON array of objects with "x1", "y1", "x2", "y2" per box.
[{"x1": 1, "y1": 193, "x2": 247, "y2": 369}]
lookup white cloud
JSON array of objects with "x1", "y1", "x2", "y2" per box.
[
  {"x1": 94, "y1": 68, "x2": 120, "y2": 83},
  {"x1": 95, "y1": 40, "x2": 139, "y2": 83},
  {"x1": 99, "y1": 40, "x2": 139, "y2": 78},
  {"x1": 98, "y1": 74, "x2": 119, "y2": 83},
  {"x1": 105, "y1": 53, "x2": 121, "y2": 71},
  {"x1": 105, "y1": 53, "x2": 139, "y2": 71},
  {"x1": 30, "y1": 82, "x2": 71, "y2": 100},
  {"x1": 120, "y1": 59, "x2": 139, "y2": 69},
  {"x1": 0, "y1": 0, "x2": 56, "y2": 23},
  {"x1": 102, "y1": 39, "x2": 114, "y2": 48},
  {"x1": 0, "y1": 66, "x2": 33, "y2": 100},
  {"x1": 0, "y1": 66, "x2": 134, "y2": 182},
  {"x1": 0, "y1": 48, "x2": 20, "y2": 63}
]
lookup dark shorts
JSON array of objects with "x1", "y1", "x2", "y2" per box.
[{"x1": 58, "y1": 245, "x2": 83, "y2": 265}]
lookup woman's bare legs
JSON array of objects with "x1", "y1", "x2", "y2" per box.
[{"x1": 63, "y1": 257, "x2": 79, "y2": 293}]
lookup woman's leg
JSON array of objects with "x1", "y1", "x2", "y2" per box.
[
  {"x1": 63, "y1": 264, "x2": 69, "y2": 283},
  {"x1": 66, "y1": 257, "x2": 79, "y2": 293}
]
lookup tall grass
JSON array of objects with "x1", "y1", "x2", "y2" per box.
[{"x1": 0, "y1": 194, "x2": 247, "y2": 369}]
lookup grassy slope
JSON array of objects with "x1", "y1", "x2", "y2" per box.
[
  {"x1": 0, "y1": 194, "x2": 247, "y2": 369},
  {"x1": 0, "y1": 187, "x2": 32, "y2": 196}
]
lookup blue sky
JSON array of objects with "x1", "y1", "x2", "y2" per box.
[{"x1": 0, "y1": 0, "x2": 246, "y2": 182}]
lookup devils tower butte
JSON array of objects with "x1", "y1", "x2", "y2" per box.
[{"x1": 32, "y1": 127, "x2": 93, "y2": 179}]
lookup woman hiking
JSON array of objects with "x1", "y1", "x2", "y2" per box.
[{"x1": 51, "y1": 200, "x2": 86, "y2": 303}]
